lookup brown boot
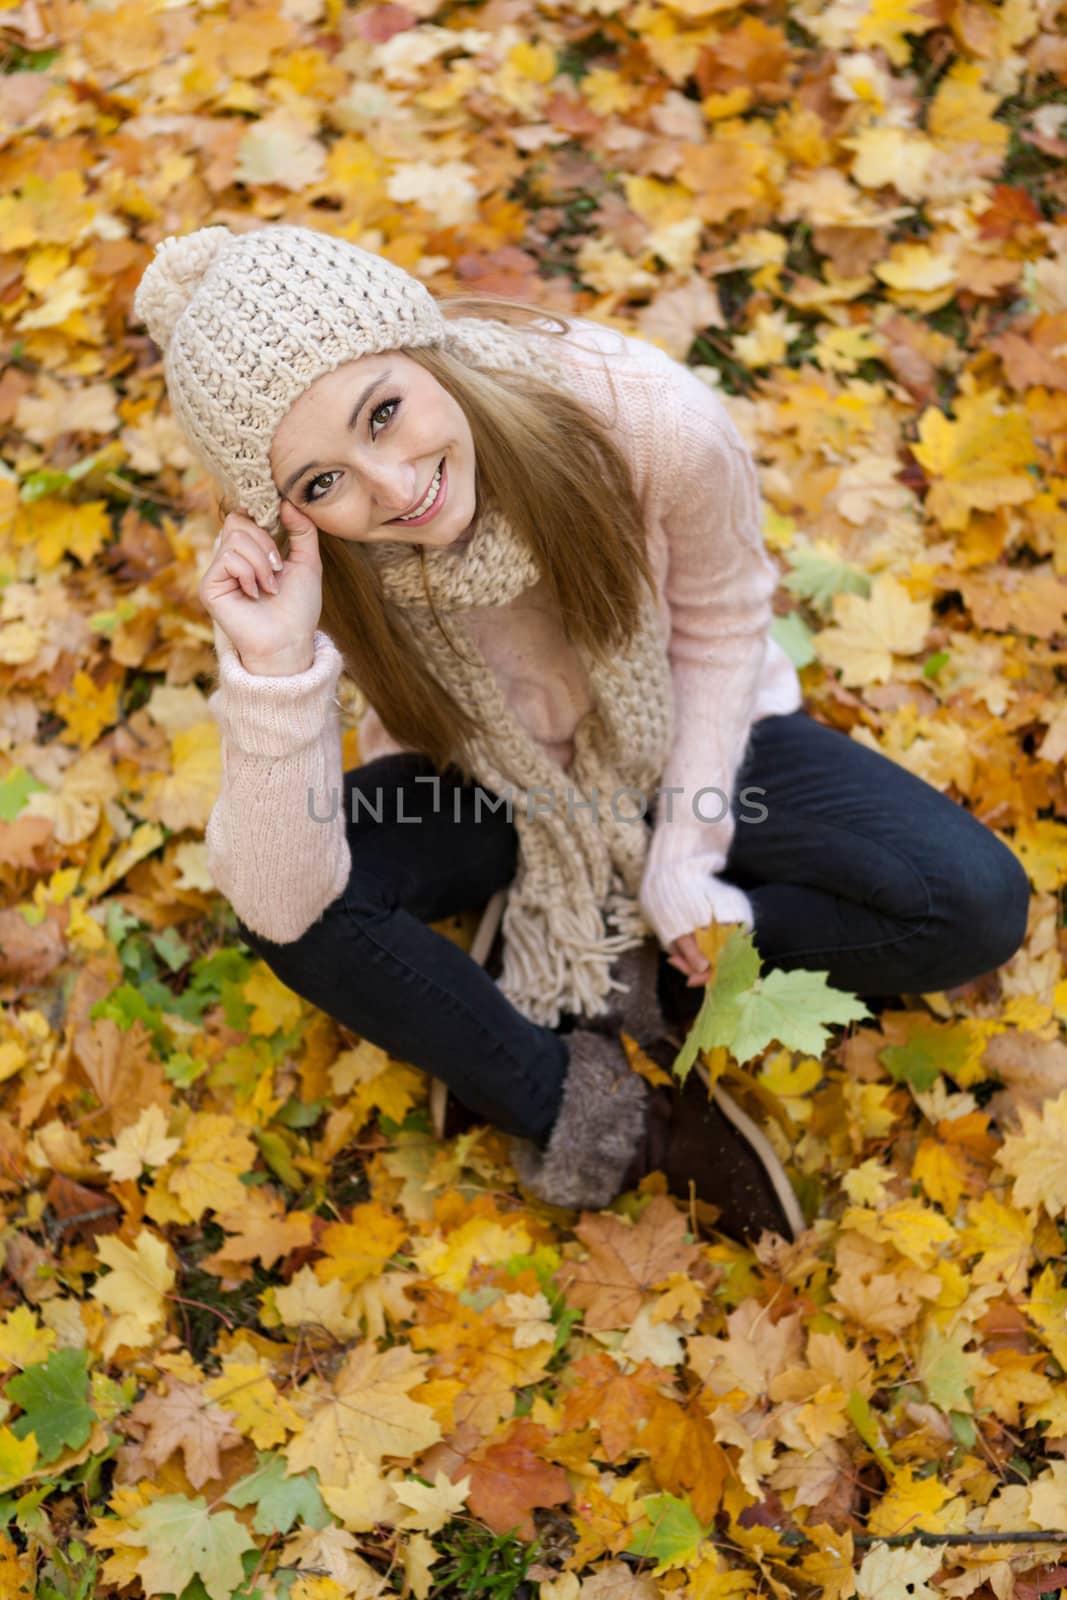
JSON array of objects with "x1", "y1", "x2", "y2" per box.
[
  {"x1": 618, "y1": 1038, "x2": 804, "y2": 1244},
  {"x1": 510, "y1": 1028, "x2": 803, "y2": 1245}
]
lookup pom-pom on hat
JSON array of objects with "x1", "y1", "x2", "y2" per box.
[{"x1": 133, "y1": 224, "x2": 448, "y2": 535}]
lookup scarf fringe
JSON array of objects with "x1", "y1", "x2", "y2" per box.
[{"x1": 498, "y1": 888, "x2": 646, "y2": 1028}]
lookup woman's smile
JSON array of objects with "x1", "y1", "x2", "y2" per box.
[{"x1": 386, "y1": 456, "x2": 447, "y2": 525}]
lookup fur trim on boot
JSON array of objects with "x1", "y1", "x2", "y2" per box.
[
  {"x1": 509, "y1": 1029, "x2": 649, "y2": 1211},
  {"x1": 592, "y1": 938, "x2": 667, "y2": 1048}
]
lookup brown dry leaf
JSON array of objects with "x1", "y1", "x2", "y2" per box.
[
  {"x1": 556, "y1": 1194, "x2": 703, "y2": 1331},
  {"x1": 71, "y1": 1018, "x2": 170, "y2": 1138},
  {"x1": 126, "y1": 1379, "x2": 242, "y2": 1489}
]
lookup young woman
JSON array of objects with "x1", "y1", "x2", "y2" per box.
[{"x1": 133, "y1": 223, "x2": 1030, "y2": 1246}]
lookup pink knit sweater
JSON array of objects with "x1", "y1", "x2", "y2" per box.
[{"x1": 205, "y1": 318, "x2": 803, "y2": 953}]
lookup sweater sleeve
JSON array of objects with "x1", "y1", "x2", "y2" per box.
[
  {"x1": 204, "y1": 627, "x2": 352, "y2": 945},
  {"x1": 638, "y1": 395, "x2": 779, "y2": 950}
]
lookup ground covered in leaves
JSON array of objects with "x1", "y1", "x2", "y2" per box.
[{"x1": 1, "y1": 0, "x2": 1067, "y2": 1595}]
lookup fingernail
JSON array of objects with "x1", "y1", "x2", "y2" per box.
[
  {"x1": 269, "y1": 551, "x2": 281, "y2": 570},
  {"x1": 267, "y1": 576, "x2": 278, "y2": 593}
]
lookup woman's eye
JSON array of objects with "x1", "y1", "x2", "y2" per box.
[
  {"x1": 304, "y1": 471, "x2": 340, "y2": 503},
  {"x1": 370, "y1": 396, "x2": 400, "y2": 435},
  {"x1": 301, "y1": 398, "x2": 400, "y2": 502}
]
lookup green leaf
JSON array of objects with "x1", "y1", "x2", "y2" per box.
[
  {"x1": 7, "y1": 1349, "x2": 94, "y2": 1464},
  {"x1": 917, "y1": 1323, "x2": 980, "y2": 1414},
  {"x1": 674, "y1": 928, "x2": 870, "y2": 1074},
  {"x1": 625, "y1": 1491, "x2": 711, "y2": 1569},
  {"x1": 224, "y1": 1452, "x2": 328, "y2": 1535},
  {"x1": 782, "y1": 547, "x2": 871, "y2": 615},
  {"x1": 151, "y1": 927, "x2": 192, "y2": 973},
  {"x1": 770, "y1": 610, "x2": 818, "y2": 669},
  {"x1": 950, "y1": 1410, "x2": 977, "y2": 1447},
  {"x1": 165, "y1": 1051, "x2": 207, "y2": 1088},
  {"x1": 922, "y1": 649, "x2": 951, "y2": 679},
  {"x1": 254, "y1": 1129, "x2": 304, "y2": 1190},
  {"x1": 274, "y1": 1096, "x2": 327, "y2": 1130},
  {"x1": 881, "y1": 1037, "x2": 941, "y2": 1090},
  {"x1": 846, "y1": 1388, "x2": 894, "y2": 1475},
  {"x1": 124, "y1": 1494, "x2": 256, "y2": 1600},
  {"x1": 105, "y1": 901, "x2": 142, "y2": 947},
  {"x1": 880, "y1": 1019, "x2": 974, "y2": 1091},
  {"x1": 88, "y1": 983, "x2": 169, "y2": 1050},
  {"x1": 0, "y1": 766, "x2": 49, "y2": 822}
]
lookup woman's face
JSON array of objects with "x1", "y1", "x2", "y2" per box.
[{"x1": 269, "y1": 352, "x2": 476, "y2": 547}]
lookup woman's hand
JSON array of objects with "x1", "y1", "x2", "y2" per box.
[
  {"x1": 667, "y1": 932, "x2": 712, "y2": 987},
  {"x1": 200, "y1": 500, "x2": 323, "y2": 675}
]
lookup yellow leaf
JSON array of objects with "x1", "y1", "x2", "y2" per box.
[
  {"x1": 855, "y1": 0, "x2": 937, "y2": 64},
  {"x1": 315, "y1": 1204, "x2": 408, "y2": 1292},
  {"x1": 852, "y1": 1201, "x2": 956, "y2": 1267},
  {"x1": 394, "y1": 1468, "x2": 471, "y2": 1533},
  {"x1": 1010, "y1": 820, "x2": 1067, "y2": 894},
  {"x1": 848, "y1": 127, "x2": 934, "y2": 200},
  {"x1": 928, "y1": 61, "x2": 1010, "y2": 156},
  {"x1": 90, "y1": 1229, "x2": 175, "y2": 1359},
  {"x1": 411, "y1": 1216, "x2": 533, "y2": 1294},
  {"x1": 0, "y1": 1427, "x2": 38, "y2": 1494},
  {"x1": 856, "y1": 1541, "x2": 941, "y2": 1600},
  {"x1": 318, "y1": 1455, "x2": 404, "y2": 1532},
  {"x1": 1028, "y1": 1461, "x2": 1067, "y2": 1529},
  {"x1": 913, "y1": 390, "x2": 1036, "y2": 531},
  {"x1": 285, "y1": 1343, "x2": 442, "y2": 1481},
  {"x1": 98, "y1": 1105, "x2": 180, "y2": 1184},
  {"x1": 350, "y1": 1061, "x2": 424, "y2": 1128},
  {"x1": 203, "y1": 1345, "x2": 303, "y2": 1449},
  {"x1": 0, "y1": 1307, "x2": 55, "y2": 1372},
  {"x1": 959, "y1": 1196, "x2": 1036, "y2": 1292},
  {"x1": 144, "y1": 723, "x2": 222, "y2": 833},
  {"x1": 996, "y1": 1089, "x2": 1067, "y2": 1217},
  {"x1": 870, "y1": 1465, "x2": 953, "y2": 1536},
  {"x1": 402, "y1": 1530, "x2": 441, "y2": 1600},
  {"x1": 167, "y1": 1113, "x2": 258, "y2": 1221},
  {"x1": 912, "y1": 1140, "x2": 969, "y2": 1214},
  {"x1": 797, "y1": 1524, "x2": 856, "y2": 1600},
  {"x1": 841, "y1": 1159, "x2": 893, "y2": 1209},
  {"x1": 875, "y1": 242, "x2": 957, "y2": 294},
  {"x1": 17, "y1": 500, "x2": 112, "y2": 569},
  {"x1": 53, "y1": 671, "x2": 121, "y2": 748},
  {"x1": 269, "y1": 1267, "x2": 361, "y2": 1341},
  {"x1": 817, "y1": 575, "x2": 931, "y2": 687},
  {"x1": 242, "y1": 966, "x2": 304, "y2": 1036},
  {"x1": 1027, "y1": 1265, "x2": 1067, "y2": 1370}
]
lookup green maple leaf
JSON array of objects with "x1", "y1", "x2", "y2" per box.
[
  {"x1": 880, "y1": 1019, "x2": 973, "y2": 1091},
  {"x1": 770, "y1": 610, "x2": 818, "y2": 669},
  {"x1": 225, "y1": 1451, "x2": 329, "y2": 1535},
  {"x1": 917, "y1": 1324, "x2": 981, "y2": 1414},
  {"x1": 880, "y1": 1037, "x2": 941, "y2": 1090},
  {"x1": 0, "y1": 765, "x2": 48, "y2": 822},
  {"x1": 674, "y1": 928, "x2": 871, "y2": 1076},
  {"x1": 7, "y1": 1348, "x2": 94, "y2": 1464},
  {"x1": 782, "y1": 547, "x2": 871, "y2": 615},
  {"x1": 125, "y1": 1495, "x2": 255, "y2": 1600},
  {"x1": 625, "y1": 1491, "x2": 711, "y2": 1569}
]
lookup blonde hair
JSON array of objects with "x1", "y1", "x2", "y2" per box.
[{"x1": 220, "y1": 297, "x2": 656, "y2": 781}]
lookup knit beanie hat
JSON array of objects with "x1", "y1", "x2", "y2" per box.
[{"x1": 132, "y1": 225, "x2": 449, "y2": 534}]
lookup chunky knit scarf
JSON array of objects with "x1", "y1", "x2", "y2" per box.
[{"x1": 363, "y1": 317, "x2": 676, "y2": 1028}]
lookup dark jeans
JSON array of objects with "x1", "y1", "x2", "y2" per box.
[{"x1": 233, "y1": 709, "x2": 1030, "y2": 1146}]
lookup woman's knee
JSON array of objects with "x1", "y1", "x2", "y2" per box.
[{"x1": 945, "y1": 836, "x2": 1031, "y2": 974}]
